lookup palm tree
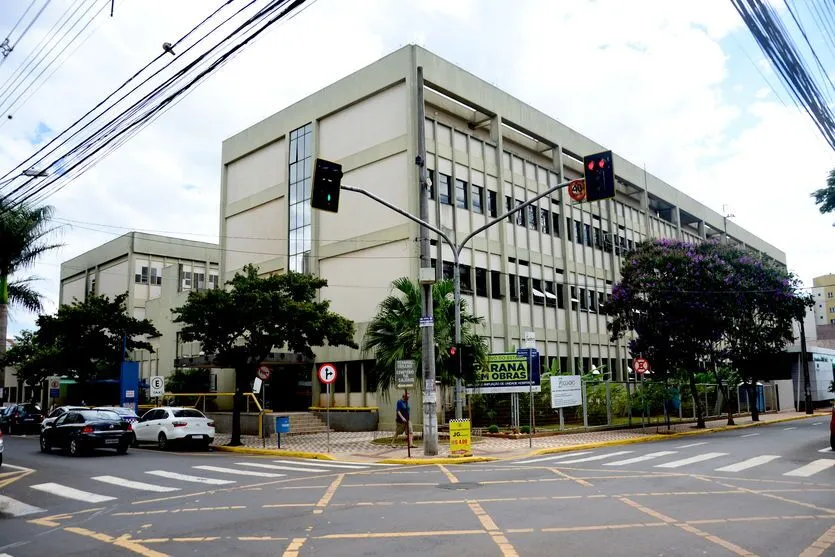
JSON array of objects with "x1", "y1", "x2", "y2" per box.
[
  {"x1": 363, "y1": 276, "x2": 488, "y2": 396},
  {"x1": 0, "y1": 201, "x2": 61, "y2": 356}
]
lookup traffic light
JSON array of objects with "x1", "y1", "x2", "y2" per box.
[
  {"x1": 446, "y1": 344, "x2": 461, "y2": 375},
  {"x1": 310, "y1": 158, "x2": 343, "y2": 212},
  {"x1": 583, "y1": 150, "x2": 614, "y2": 202},
  {"x1": 460, "y1": 344, "x2": 476, "y2": 374}
]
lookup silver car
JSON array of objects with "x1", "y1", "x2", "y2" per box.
[{"x1": 41, "y1": 406, "x2": 88, "y2": 432}]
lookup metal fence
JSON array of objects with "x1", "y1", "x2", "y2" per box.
[{"x1": 463, "y1": 378, "x2": 779, "y2": 433}]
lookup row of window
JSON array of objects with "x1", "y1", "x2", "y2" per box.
[
  {"x1": 431, "y1": 258, "x2": 612, "y2": 313},
  {"x1": 428, "y1": 170, "x2": 499, "y2": 217},
  {"x1": 135, "y1": 266, "x2": 163, "y2": 286}
]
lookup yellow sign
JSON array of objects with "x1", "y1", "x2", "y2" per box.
[{"x1": 449, "y1": 419, "x2": 472, "y2": 457}]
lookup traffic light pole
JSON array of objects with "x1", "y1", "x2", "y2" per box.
[{"x1": 342, "y1": 177, "x2": 578, "y2": 418}]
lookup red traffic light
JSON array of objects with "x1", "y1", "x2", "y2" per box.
[
  {"x1": 587, "y1": 161, "x2": 594, "y2": 171},
  {"x1": 449, "y1": 346, "x2": 457, "y2": 356},
  {"x1": 598, "y1": 159, "x2": 606, "y2": 168}
]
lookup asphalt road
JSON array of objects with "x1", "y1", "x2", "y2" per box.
[{"x1": 0, "y1": 416, "x2": 832, "y2": 557}]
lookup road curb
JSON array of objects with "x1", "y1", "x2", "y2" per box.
[
  {"x1": 377, "y1": 456, "x2": 498, "y2": 465},
  {"x1": 528, "y1": 413, "x2": 823, "y2": 457},
  {"x1": 211, "y1": 445, "x2": 335, "y2": 460}
]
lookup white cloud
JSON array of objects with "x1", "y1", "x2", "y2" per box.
[{"x1": 0, "y1": 0, "x2": 832, "y2": 336}]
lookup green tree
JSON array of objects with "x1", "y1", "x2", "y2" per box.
[
  {"x1": 362, "y1": 277, "x2": 488, "y2": 396},
  {"x1": 0, "y1": 201, "x2": 61, "y2": 356},
  {"x1": 811, "y1": 168, "x2": 835, "y2": 215},
  {"x1": 7, "y1": 293, "x2": 159, "y2": 386},
  {"x1": 172, "y1": 264, "x2": 356, "y2": 446}
]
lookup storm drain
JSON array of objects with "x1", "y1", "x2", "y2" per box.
[{"x1": 436, "y1": 482, "x2": 481, "y2": 491}]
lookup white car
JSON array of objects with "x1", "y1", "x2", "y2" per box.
[
  {"x1": 42, "y1": 406, "x2": 88, "y2": 432},
  {"x1": 132, "y1": 407, "x2": 215, "y2": 450}
]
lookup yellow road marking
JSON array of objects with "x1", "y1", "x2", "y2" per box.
[
  {"x1": 65, "y1": 527, "x2": 169, "y2": 557},
  {"x1": 28, "y1": 507, "x2": 104, "y2": 527},
  {"x1": 541, "y1": 522, "x2": 669, "y2": 532},
  {"x1": 315, "y1": 530, "x2": 486, "y2": 539},
  {"x1": 281, "y1": 537, "x2": 307, "y2": 557},
  {"x1": 112, "y1": 506, "x2": 246, "y2": 517},
  {"x1": 314, "y1": 474, "x2": 345, "y2": 514},
  {"x1": 239, "y1": 536, "x2": 290, "y2": 541},
  {"x1": 712, "y1": 480, "x2": 835, "y2": 514},
  {"x1": 548, "y1": 467, "x2": 593, "y2": 487},
  {"x1": 686, "y1": 515, "x2": 830, "y2": 526},
  {"x1": 133, "y1": 475, "x2": 331, "y2": 505},
  {"x1": 799, "y1": 524, "x2": 835, "y2": 557},
  {"x1": 341, "y1": 482, "x2": 438, "y2": 487},
  {"x1": 468, "y1": 502, "x2": 499, "y2": 531},
  {"x1": 438, "y1": 465, "x2": 458, "y2": 484},
  {"x1": 619, "y1": 497, "x2": 677, "y2": 523},
  {"x1": 466, "y1": 500, "x2": 518, "y2": 556},
  {"x1": 262, "y1": 503, "x2": 317, "y2": 508},
  {"x1": 677, "y1": 523, "x2": 758, "y2": 557},
  {"x1": 0, "y1": 469, "x2": 33, "y2": 490}
]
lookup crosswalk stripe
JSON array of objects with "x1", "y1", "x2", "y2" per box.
[
  {"x1": 819, "y1": 448, "x2": 833, "y2": 453},
  {"x1": 0, "y1": 464, "x2": 34, "y2": 472},
  {"x1": 236, "y1": 462, "x2": 331, "y2": 473},
  {"x1": 30, "y1": 482, "x2": 116, "y2": 503},
  {"x1": 783, "y1": 459, "x2": 835, "y2": 477},
  {"x1": 145, "y1": 470, "x2": 235, "y2": 485},
  {"x1": 715, "y1": 455, "x2": 781, "y2": 472},
  {"x1": 559, "y1": 451, "x2": 633, "y2": 464},
  {"x1": 91, "y1": 476, "x2": 180, "y2": 492},
  {"x1": 325, "y1": 460, "x2": 397, "y2": 467},
  {"x1": 193, "y1": 465, "x2": 285, "y2": 478},
  {"x1": 783, "y1": 427, "x2": 797, "y2": 431},
  {"x1": 603, "y1": 451, "x2": 677, "y2": 466},
  {"x1": 516, "y1": 451, "x2": 595, "y2": 464},
  {"x1": 674, "y1": 442, "x2": 708, "y2": 449},
  {"x1": 272, "y1": 459, "x2": 367, "y2": 470},
  {"x1": 0, "y1": 494, "x2": 45, "y2": 517},
  {"x1": 654, "y1": 452, "x2": 728, "y2": 468},
  {"x1": 739, "y1": 433, "x2": 760, "y2": 438}
]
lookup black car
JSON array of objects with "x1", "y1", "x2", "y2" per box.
[
  {"x1": 40, "y1": 409, "x2": 132, "y2": 456},
  {"x1": 2, "y1": 403, "x2": 44, "y2": 435}
]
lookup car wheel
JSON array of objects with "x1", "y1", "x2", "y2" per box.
[
  {"x1": 69, "y1": 439, "x2": 82, "y2": 457},
  {"x1": 0, "y1": 453, "x2": 3, "y2": 467},
  {"x1": 39, "y1": 435, "x2": 51, "y2": 453},
  {"x1": 116, "y1": 443, "x2": 128, "y2": 455},
  {"x1": 158, "y1": 432, "x2": 168, "y2": 451}
]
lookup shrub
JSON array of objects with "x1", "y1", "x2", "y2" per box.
[
  {"x1": 488, "y1": 424, "x2": 499, "y2": 433},
  {"x1": 520, "y1": 425, "x2": 531, "y2": 434}
]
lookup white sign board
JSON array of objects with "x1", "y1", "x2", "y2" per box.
[
  {"x1": 523, "y1": 331, "x2": 536, "y2": 349},
  {"x1": 48, "y1": 376, "x2": 61, "y2": 391},
  {"x1": 253, "y1": 377, "x2": 263, "y2": 394},
  {"x1": 550, "y1": 375, "x2": 583, "y2": 409},
  {"x1": 150, "y1": 376, "x2": 165, "y2": 398},
  {"x1": 395, "y1": 360, "x2": 416, "y2": 388}
]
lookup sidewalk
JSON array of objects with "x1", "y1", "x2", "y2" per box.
[{"x1": 212, "y1": 410, "x2": 829, "y2": 463}]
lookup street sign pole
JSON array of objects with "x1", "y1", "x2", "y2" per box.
[{"x1": 326, "y1": 381, "x2": 330, "y2": 453}]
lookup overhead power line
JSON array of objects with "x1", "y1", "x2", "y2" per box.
[{"x1": 0, "y1": 0, "x2": 53, "y2": 67}]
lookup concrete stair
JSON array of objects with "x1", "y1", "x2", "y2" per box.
[{"x1": 273, "y1": 412, "x2": 332, "y2": 435}]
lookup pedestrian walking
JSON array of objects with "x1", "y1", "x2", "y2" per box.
[{"x1": 391, "y1": 391, "x2": 415, "y2": 448}]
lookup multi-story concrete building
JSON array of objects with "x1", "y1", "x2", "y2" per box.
[
  {"x1": 60, "y1": 231, "x2": 221, "y2": 382},
  {"x1": 812, "y1": 274, "x2": 835, "y2": 327},
  {"x1": 219, "y1": 46, "x2": 785, "y2": 419}
]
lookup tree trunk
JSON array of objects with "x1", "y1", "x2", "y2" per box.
[
  {"x1": 688, "y1": 370, "x2": 706, "y2": 428},
  {"x1": 722, "y1": 384, "x2": 735, "y2": 426},
  {"x1": 229, "y1": 368, "x2": 246, "y2": 446},
  {"x1": 748, "y1": 381, "x2": 759, "y2": 422}
]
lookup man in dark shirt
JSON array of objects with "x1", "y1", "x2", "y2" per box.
[{"x1": 391, "y1": 391, "x2": 415, "y2": 448}]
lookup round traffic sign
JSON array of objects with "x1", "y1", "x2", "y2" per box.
[
  {"x1": 257, "y1": 366, "x2": 271, "y2": 381},
  {"x1": 49, "y1": 378, "x2": 60, "y2": 390},
  {"x1": 317, "y1": 363, "x2": 337, "y2": 384},
  {"x1": 632, "y1": 357, "x2": 650, "y2": 374},
  {"x1": 568, "y1": 179, "x2": 586, "y2": 202},
  {"x1": 150, "y1": 376, "x2": 164, "y2": 390}
]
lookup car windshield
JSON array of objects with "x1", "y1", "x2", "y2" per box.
[
  {"x1": 172, "y1": 409, "x2": 205, "y2": 418},
  {"x1": 96, "y1": 407, "x2": 137, "y2": 416},
  {"x1": 79, "y1": 410, "x2": 120, "y2": 421},
  {"x1": 20, "y1": 404, "x2": 40, "y2": 413}
]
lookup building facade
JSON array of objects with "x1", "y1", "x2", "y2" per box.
[
  {"x1": 219, "y1": 46, "x2": 786, "y2": 422},
  {"x1": 60, "y1": 231, "x2": 221, "y2": 383},
  {"x1": 812, "y1": 274, "x2": 835, "y2": 326}
]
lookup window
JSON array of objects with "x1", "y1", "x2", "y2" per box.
[
  {"x1": 472, "y1": 185, "x2": 483, "y2": 213},
  {"x1": 829, "y1": 307, "x2": 835, "y2": 313},
  {"x1": 442, "y1": 261, "x2": 455, "y2": 280},
  {"x1": 173, "y1": 409, "x2": 205, "y2": 418},
  {"x1": 593, "y1": 227, "x2": 602, "y2": 249},
  {"x1": 540, "y1": 208, "x2": 550, "y2": 234},
  {"x1": 289, "y1": 123, "x2": 313, "y2": 272},
  {"x1": 194, "y1": 272, "x2": 205, "y2": 290},
  {"x1": 490, "y1": 270, "x2": 503, "y2": 299},
  {"x1": 136, "y1": 266, "x2": 149, "y2": 284},
  {"x1": 551, "y1": 212, "x2": 560, "y2": 237},
  {"x1": 475, "y1": 268, "x2": 488, "y2": 297},
  {"x1": 427, "y1": 170, "x2": 435, "y2": 200},
  {"x1": 566, "y1": 217, "x2": 574, "y2": 241},
  {"x1": 459, "y1": 264, "x2": 472, "y2": 293},
  {"x1": 584, "y1": 223, "x2": 592, "y2": 247},
  {"x1": 575, "y1": 220, "x2": 584, "y2": 244},
  {"x1": 209, "y1": 274, "x2": 219, "y2": 289},
  {"x1": 579, "y1": 288, "x2": 588, "y2": 310},
  {"x1": 88, "y1": 277, "x2": 96, "y2": 295},
  {"x1": 487, "y1": 190, "x2": 497, "y2": 217},
  {"x1": 439, "y1": 173, "x2": 452, "y2": 205},
  {"x1": 516, "y1": 200, "x2": 524, "y2": 226},
  {"x1": 149, "y1": 267, "x2": 162, "y2": 286},
  {"x1": 509, "y1": 274, "x2": 518, "y2": 301},
  {"x1": 532, "y1": 278, "x2": 545, "y2": 306},
  {"x1": 455, "y1": 179, "x2": 468, "y2": 208},
  {"x1": 828, "y1": 292, "x2": 833, "y2": 299},
  {"x1": 571, "y1": 287, "x2": 578, "y2": 310},
  {"x1": 831, "y1": 319, "x2": 835, "y2": 325},
  {"x1": 527, "y1": 204, "x2": 537, "y2": 230},
  {"x1": 519, "y1": 276, "x2": 530, "y2": 304},
  {"x1": 181, "y1": 265, "x2": 192, "y2": 289},
  {"x1": 589, "y1": 290, "x2": 598, "y2": 312},
  {"x1": 544, "y1": 281, "x2": 558, "y2": 308}
]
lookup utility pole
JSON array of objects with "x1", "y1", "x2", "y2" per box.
[
  {"x1": 800, "y1": 317, "x2": 813, "y2": 414},
  {"x1": 722, "y1": 204, "x2": 735, "y2": 244},
  {"x1": 416, "y1": 66, "x2": 438, "y2": 456}
]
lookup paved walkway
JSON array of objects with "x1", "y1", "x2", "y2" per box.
[{"x1": 212, "y1": 410, "x2": 829, "y2": 462}]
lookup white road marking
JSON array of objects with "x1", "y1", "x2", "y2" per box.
[
  {"x1": 324, "y1": 460, "x2": 397, "y2": 467},
  {"x1": 739, "y1": 433, "x2": 760, "y2": 438},
  {"x1": 603, "y1": 451, "x2": 678, "y2": 466},
  {"x1": 91, "y1": 476, "x2": 180, "y2": 493},
  {"x1": 654, "y1": 452, "x2": 729, "y2": 469},
  {"x1": 783, "y1": 459, "x2": 835, "y2": 477},
  {"x1": 145, "y1": 470, "x2": 235, "y2": 485},
  {"x1": 558, "y1": 451, "x2": 634, "y2": 464},
  {"x1": 0, "y1": 464, "x2": 34, "y2": 472},
  {"x1": 818, "y1": 447, "x2": 833, "y2": 453},
  {"x1": 0, "y1": 494, "x2": 45, "y2": 517},
  {"x1": 674, "y1": 442, "x2": 708, "y2": 449},
  {"x1": 193, "y1": 465, "x2": 285, "y2": 478},
  {"x1": 783, "y1": 427, "x2": 797, "y2": 431},
  {"x1": 714, "y1": 455, "x2": 781, "y2": 473},
  {"x1": 516, "y1": 451, "x2": 595, "y2": 464},
  {"x1": 30, "y1": 483, "x2": 116, "y2": 503},
  {"x1": 272, "y1": 460, "x2": 368, "y2": 470},
  {"x1": 236, "y1": 462, "x2": 330, "y2": 473},
  {"x1": 813, "y1": 422, "x2": 823, "y2": 426}
]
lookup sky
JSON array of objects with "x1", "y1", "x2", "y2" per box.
[{"x1": 0, "y1": 0, "x2": 833, "y2": 337}]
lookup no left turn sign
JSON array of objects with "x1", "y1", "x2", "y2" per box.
[{"x1": 317, "y1": 363, "x2": 337, "y2": 384}]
